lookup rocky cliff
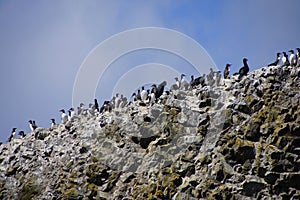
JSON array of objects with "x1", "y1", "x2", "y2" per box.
[{"x1": 1, "y1": 64, "x2": 300, "y2": 200}]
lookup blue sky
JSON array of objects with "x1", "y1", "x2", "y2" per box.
[{"x1": 0, "y1": 0, "x2": 299, "y2": 142}]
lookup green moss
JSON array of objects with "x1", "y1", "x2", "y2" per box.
[
  {"x1": 17, "y1": 179, "x2": 41, "y2": 200},
  {"x1": 64, "y1": 187, "x2": 79, "y2": 199}
]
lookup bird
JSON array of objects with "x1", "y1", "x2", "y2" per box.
[
  {"x1": 77, "y1": 103, "x2": 85, "y2": 115},
  {"x1": 190, "y1": 75, "x2": 205, "y2": 88},
  {"x1": 223, "y1": 63, "x2": 231, "y2": 79},
  {"x1": 148, "y1": 89, "x2": 156, "y2": 105},
  {"x1": 18, "y1": 131, "x2": 25, "y2": 138},
  {"x1": 268, "y1": 53, "x2": 281, "y2": 66},
  {"x1": 156, "y1": 81, "x2": 167, "y2": 99},
  {"x1": 289, "y1": 50, "x2": 297, "y2": 67},
  {"x1": 60, "y1": 109, "x2": 68, "y2": 124},
  {"x1": 281, "y1": 52, "x2": 290, "y2": 67},
  {"x1": 100, "y1": 101, "x2": 112, "y2": 113},
  {"x1": 170, "y1": 77, "x2": 180, "y2": 91},
  {"x1": 29, "y1": 120, "x2": 37, "y2": 131},
  {"x1": 68, "y1": 108, "x2": 76, "y2": 121},
  {"x1": 140, "y1": 86, "x2": 148, "y2": 102},
  {"x1": 93, "y1": 99, "x2": 99, "y2": 112},
  {"x1": 296, "y1": 48, "x2": 300, "y2": 67},
  {"x1": 180, "y1": 74, "x2": 189, "y2": 90},
  {"x1": 50, "y1": 119, "x2": 56, "y2": 129},
  {"x1": 114, "y1": 93, "x2": 122, "y2": 108},
  {"x1": 8, "y1": 128, "x2": 17, "y2": 142},
  {"x1": 238, "y1": 58, "x2": 250, "y2": 79}
]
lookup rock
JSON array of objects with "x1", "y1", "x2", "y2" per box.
[
  {"x1": 1, "y1": 64, "x2": 300, "y2": 199},
  {"x1": 242, "y1": 181, "x2": 266, "y2": 197}
]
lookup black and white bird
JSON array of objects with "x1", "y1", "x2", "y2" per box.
[
  {"x1": 18, "y1": 131, "x2": 25, "y2": 138},
  {"x1": 289, "y1": 50, "x2": 297, "y2": 67},
  {"x1": 114, "y1": 93, "x2": 122, "y2": 108},
  {"x1": 148, "y1": 90, "x2": 156, "y2": 104},
  {"x1": 268, "y1": 53, "x2": 281, "y2": 66},
  {"x1": 29, "y1": 120, "x2": 37, "y2": 131},
  {"x1": 8, "y1": 128, "x2": 17, "y2": 142},
  {"x1": 50, "y1": 118, "x2": 56, "y2": 129},
  {"x1": 223, "y1": 63, "x2": 231, "y2": 79},
  {"x1": 140, "y1": 86, "x2": 148, "y2": 102},
  {"x1": 238, "y1": 58, "x2": 250, "y2": 79},
  {"x1": 100, "y1": 101, "x2": 112, "y2": 113},
  {"x1": 93, "y1": 99, "x2": 99, "y2": 112},
  {"x1": 180, "y1": 74, "x2": 189, "y2": 90},
  {"x1": 296, "y1": 48, "x2": 300, "y2": 67},
  {"x1": 68, "y1": 108, "x2": 76, "y2": 121},
  {"x1": 170, "y1": 77, "x2": 180, "y2": 91},
  {"x1": 60, "y1": 109, "x2": 68, "y2": 124},
  {"x1": 282, "y1": 52, "x2": 290, "y2": 67},
  {"x1": 156, "y1": 81, "x2": 167, "y2": 99}
]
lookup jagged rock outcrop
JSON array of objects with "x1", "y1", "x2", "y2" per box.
[{"x1": 1, "y1": 65, "x2": 300, "y2": 199}]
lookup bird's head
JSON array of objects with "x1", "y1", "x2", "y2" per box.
[
  {"x1": 12, "y1": 128, "x2": 17, "y2": 132},
  {"x1": 289, "y1": 50, "x2": 294, "y2": 53}
]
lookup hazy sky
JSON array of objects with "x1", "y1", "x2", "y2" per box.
[{"x1": 0, "y1": 0, "x2": 299, "y2": 142}]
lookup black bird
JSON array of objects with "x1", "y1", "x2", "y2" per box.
[
  {"x1": 93, "y1": 99, "x2": 99, "y2": 112},
  {"x1": 190, "y1": 74, "x2": 205, "y2": 88},
  {"x1": 156, "y1": 81, "x2": 167, "y2": 99},
  {"x1": 238, "y1": 58, "x2": 250, "y2": 79},
  {"x1": 100, "y1": 101, "x2": 112, "y2": 113},
  {"x1": 50, "y1": 118, "x2": 56, "y2": 129},
  {"x1": 29, "y1": 120, "x2": 38, "y2": 131},
  {"x1": 18, "y1": 131, "x2": 26, "y2": 138},
  {"x1": 296, "y1": 48, "x2": 300, "y2": 67},
  {"x1": 281, "y1": 52, "x2": 290, "y2": 67},
  {"x1": 223, "y1": 63, "x2": 231, "y2": 79},
  {"x1": 268, "y1": 53, "x2": 281, "y2": 66},
  {"x1": 8, "y1": 128, "x2": 17, "y2": 142},
  {"x1": 289, "y1": 50, "x2": 297, "y2": 67}
]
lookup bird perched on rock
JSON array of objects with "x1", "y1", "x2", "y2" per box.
[
  {"x1": 223, "y1": 63, "x2": 231, "y2": 79},
  {"x1": 296, "y1": 48, "x2": 300, "y2": 67},
  {"x1": 268, "y1": 53, "x2": 281, "y2": 66},
  {"x1": 100, "y1": 101, "x2": 112, "y2": 113},
  {"x1": 68, "y1": 108, "x2": 76, "y2": 121},
  {"x1": 28, "y1": 120, "x2": 37, "y2": 131},
  {"x1": 132, "y1": 90, "x2": 142, "y2": 102},
  {"x1": 170, "y1": 77, "x2": 180, "y2": 91},
  {"x1": 156, "y1": 81, "x2": 167, "y2": 99},
  {"x1": 50, "y1": 118, "x2": 56, "y2": 129},
  {"x1": 18, "y1": 131, "x2": 25, "y2": 138},
  {"x1": 148, "y1": 90, "x2": 156, "y2": 105},
  {"x1": 93, "y1": 99, "x2": 99, "y2": 112},
  {"x1": 238, "y1": 58, "x2": 250, "y2": 79},
  {"x1": 281, "y1": 52, "x2": 290, "y2": 67},
  {"x1": 59, "y1": 109, "x2": 68, "y2": 124},
  {"x1": 8, "y1": 128, "x2": 17, "y2": 142},
  {"x1": 140, "y1": 86, "x2": 148, "y2": 102},
  {"x1": 289, "y1": 50, "x2": 297, "y2": 67},
  {"x1": 180, "y1": 74, "x2": 189, "y2": 90}
]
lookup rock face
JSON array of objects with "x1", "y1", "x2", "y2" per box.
[{"x1": 1, "y1": 65, "x2": 300, "y2": 199}]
